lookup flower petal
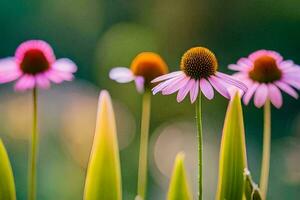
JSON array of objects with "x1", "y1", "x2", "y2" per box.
[
  {"x1": 0, "y1": 58, "x2": 22, "y2": 83},
  {"x1": 268, "y1": 84, "x2": 282, "y2": 108},
  {"x1": 282, "y1": 77, "x2": 300, "y2": 89},
  {"x1": 162, "y1": 74, "x2": 188, "y2": 95},
  {"x1": 151, "y1": 71, "x2": 183, "y2": 83},
  {"x1": 52, "y1": 58, "x2": 77, "y2": 73},
  {"x1": 189, "y1": 80, "x2": 199, "y2": 103},
  {"x1": 216, "y1": 72, "x2": 247, "y2": 92},
  {"x1": 243, "y1": 82, "x2": 259, "y2": 105},
  {"x1": 36, "y1": 74, "x2": 51, "y2": 89},
  {"x1": 14, "y1": 75, "x2": 35, "y2": 91},
  {"x1": 153, "y1": 76, "x2": 188, "y2": 95},
  {"x1": 134, "y1": 76, "x2": 144, "y2": 93},
  {"x1": 176, "y1": 79, "x2": 194, "y2": 102},
  {"x1": 200, "y1": 78, "x2": 214, "y2": 100},
  {"x1": 109, "y1": 67, "x2": 134, "y2": 83},
  {"x1": 275, "y1": 81, "x2": 298, "y2": 99},
  {"x1": 208, "y1": 76, "x2": 230, "y2": 99},
  {"x1": 254, "y1": 84, "x2": 268, "y2": 108}
]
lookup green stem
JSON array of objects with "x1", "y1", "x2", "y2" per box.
[
  {"x1": 260, "y1": 99, "x2": 271, "y2": 200},
  {"x1": 196, "y1": 93, "x2": 203, "y2": 200},
  {"x1": 137, "y1": 91, "x2": 151, "y2": 200},
  {"x1": 28, "y1": 87, "x2": 38, "y2": 200}
]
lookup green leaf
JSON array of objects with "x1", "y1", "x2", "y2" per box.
[
  {"x1": 244, "y1": 169, "x2": 262, "y2": 200},
  {"x1": 84, "y1": 90, "x2": 122, "y2": 200},
  {"x1": 167, "y1": 152, "x2": 192, "y2": 200},
  {"x1": 216, "y1": 93, "x2": 248, "y2": 200},
  {"x1": 0, "y1": 139, "x2": 16, "y2": 200}
]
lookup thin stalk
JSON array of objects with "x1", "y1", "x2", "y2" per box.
[
  {"x1": 260, "y1": 99, "x2": 271, "y2": 200},
  {"x1": 137, "y1": 91, "x2": 151, "y2": 200},
  {"x1": 196, "y1": 93, "x2": 203, "y2": 200},
  {"x1": 28, "y1": 87, "x2": 38, "y2": 200}
]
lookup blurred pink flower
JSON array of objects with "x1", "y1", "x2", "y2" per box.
[
  {"x1": 152, "y1": 47, "x2": 247, "y2": 103},
  {"x1": 229, "y1": 50, "x2": 300, "y2": 108},
  {"x1": 0, "y1": 40, "x2": 77, "y2": 91}
]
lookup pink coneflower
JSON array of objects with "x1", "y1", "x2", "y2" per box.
[
  {"x1": 0, "y1": 40, "x2": 77, "y2": 91},
  {"x1": 0, "y1": 40, "x2": 77, "y2": 200},
  {"x1": 152, "y1": 47, "x2": 247, "y2": 103},
  {"x1": 109, "y1": 52, "x2": 168, "y2": 93},
  {"x1": 229, "y1": 49, "x2": 300, "y2": 200},
  {"x1": 151, "y1": 46, "x2": 247, "y2": 200},
  {"x1": 229, "y1": 49, "x2": 300, "y2": 108}
]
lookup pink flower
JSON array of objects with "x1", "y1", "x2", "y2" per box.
[
  {"x1": 151, "y1": 47, "x2": 247, "y2": 103},
  {"x1": 229, "y1": 50, "x2": 300, "y2": 108},
  {"x1": 109, "y1": 52, "x2": 168, "y2": 93},
  {"x1": 0, "y1": 40, "x2": 77, "y2": 91}
]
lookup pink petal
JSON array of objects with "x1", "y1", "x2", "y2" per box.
[
  {"x1": 228, "y1": 64, "x2": 250, "y2": 72},
  {"x1": 52, "y1": 58, "x2": 77, "y2": 73},
  {"x1": 268, "y1": 84, "x2": 282, "y2": 108},
  {"x1": 216, "y1": 72, "x2": 247, "y2": 92},
  {"x1": 151, "y1": 71, "x2": 183, "y2": 83},
  {"x1": 14, "y1": 75, "x2": 35, "y2": 91},
  {"x1": 189, "y1": 80, "x2": 199, "y2": 103},
  {"x1": 109, "y1": 67, "x2": 134, "y2": 83},
  {"x1": 176, "y1": 79, "x2": 195, "y2": 102},
  {"x1": 45, "y1": 70, "x2": 64, "y2": 83},
  {"x1": 135, "y1": 76, "x2": 144, "y2": 93},
  {"x1": 0, "y1": 58, "x2": 22, "y2": 83},
  {"x1": 282, "y1": 77, "x2": 300, "y2": 89},
  {"x1": 208, "y1": 76, "x2": 230, "y2": 99},
  {"x1": 36, "y1": 74, "x2": 51, "y2": 89},
  {"x1": 243, "y1": 82, "x2": 259, "y2": 105},
  {"x1": 237, "y1": 58, "x2": 253, "y2": 68},
  {"x1": 199, "y1": 78, "x2": 214, "y2": 100},
  {"x1": 162, "y1": 74, "x2": 187, "y2": 95},
  {"x1": 254, "y1": 84, "x2": 268, "y2": 108},
  {"x1": 153, "y1": 76, "x2": 188, "y2": 95},
  {"x1": 275, "y1": 81, "x2": 298, "y2": 99}
]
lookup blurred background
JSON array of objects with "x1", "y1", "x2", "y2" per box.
[{"x1": 0, "y1": 0, "x2": 300, "y2": 199}]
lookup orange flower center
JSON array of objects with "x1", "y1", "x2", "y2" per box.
[
  {"x1": 20, "y1": 49, "x2": 50, "y2": 75},
  {"x1": 130, "y1": 52, "x2": 168, "y2": 87},
  {"x1": 249, "y1": 56, "x2": 282, "y2": 83},
  {"x1": 180, "y1": 47, "x2": 218, "y2": 79}
]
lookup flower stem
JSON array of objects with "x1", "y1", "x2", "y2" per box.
[
  {"x1": 137, "y1": 91, "x2": 151, "y2": 200},
  {"x1": 260, "y1": 99, "x2": 271, "y2": 200},
  {"x1": 195, "y1": 93, "x2": 203, "y2": 200},
  {"x1": 28, "y1": 87, "x2": 38, "y2": 200}
]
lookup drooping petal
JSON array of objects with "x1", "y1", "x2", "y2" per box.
[
  {"x1": 45, "y1": 70, "x2": 64, "y2": 83},
  {"x1": 282, "y1": 77, "x2": 300, "y2": 89},
  {"x1": 52, "y1": 58, "x2": 77, "y2": 73},
  {"x1": 267, "y1": 84, "x2": 282, "y2": 108},
  {"x1": 208, "y1": 76, "x2": 230, "y2": 99},
  {"x1": 109, "y1": 67, "x2": 134, "y2": 83},
  {"x1": 162, "y1": 74, "x2": 188, "y2": 95},
  {"x1": 153, "y1": 76, "x2": 189, "y2": 95},
  {"x1": 275, "y1": 81, "x2": 298, "y2": 99},
  {"x1": 176, "y1": 79, "x2": 195, "y2": 102},
  {"x1": 151, "y1": 71, "x2": 183, "y2": 83},
  {"x1": 134, "y1": 76, "x2": 144, "y2": 93},
  {"x1": 254, "y1": 84, "x2": 268, "y2": 108},
  {"x1": 14, "y1": 75, "x2": 35, "y2": 91},
  {"x1": 216, "y1": 72, "x2": 248, "y2": 92},
  {"x1": 189, "y1": 80, "x2": 199, "y2": 103},
  {"x1": 199, "y1": 78, "x2": 214, "y2": 100},
  {"x1": 36, "y1": 74, "x2": 51, "y2": 89},
  {"x1": 243, "y1": 82, "x2": 259, "y2": 105},
  {"x1": 0, "y1": 58, "x2": 22, "y2": 83}
]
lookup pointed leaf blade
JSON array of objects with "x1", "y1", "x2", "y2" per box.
[
  {"x1": 216, "y1": 93, "x2": 248, "y2": 200},
  {"x1": 84, "y1": 90, "x2": 122, "y2": 200},
  {"x1": 0, "y1": 139, "x2": 16, "y2": 200},
  {"x1": 167, "y1": 152, "x2": 192, "y2": 200}
]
